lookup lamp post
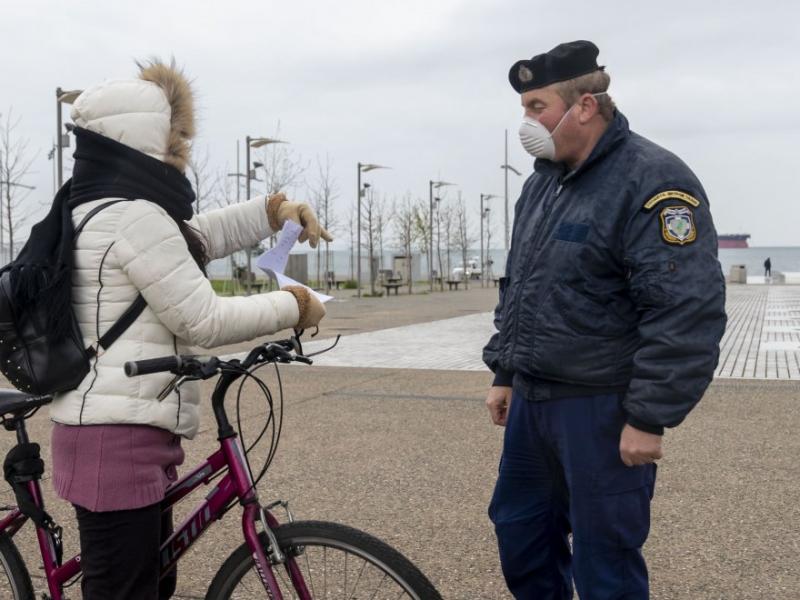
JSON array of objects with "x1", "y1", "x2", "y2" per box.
[
  {"x1": 357, "y1": 163, "x2": 389, "y2": 298},
  {"x1": 480, "y1": 194, "x2": 500, "y2": 287},
  {"x1": 428, "y1": 180, "x2": 455, "y2": 291},
  {"x1": 56, "y1": 87, "x2": 82, "y2": 188},
  {"x1": 433, "y1": 195, "x2": 443, "y2": 291},
  {"x1": 500, "y1": 129, "x2": 522, "y2": 252},
  {"x1": 245, "y1": 136, "x2": 285, "y2": 294}
]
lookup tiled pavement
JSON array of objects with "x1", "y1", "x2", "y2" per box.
[{"x1": 302, "y1": 286, "x2": 800, "y2": 380}]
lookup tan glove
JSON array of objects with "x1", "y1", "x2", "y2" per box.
[
  {"x1": 282, "y1": 285, "x2": 326, "y2": 330},
  {"x1": 267, "y1": 193, "x2": 333, "y2": 249}
]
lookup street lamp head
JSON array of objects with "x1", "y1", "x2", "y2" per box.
[
  {"x1": 360, "y1": 163, "x2": 389, "y2": 172},
  {"x1": 501, "y1": 164, "x2": 522, "y2": 176},
  {"x1": 248, "y1": 137, "x2": 286, "y2": 148},
  {"x1": 432, "y1": 180, "x2": 456, "y2": 189},
  {"x1": 252, "y1": 161, "x2": 264, "y2": 169},
  {"x1": 57, "y1": 89, "x2": 83, "y2": 104}
]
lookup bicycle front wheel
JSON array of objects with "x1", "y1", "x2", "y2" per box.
[
  {"x1": 206, "y1": 520, "x2": 442, "y2": 600},
  {"x1": 0, "y1": 531, "x2": 35, "y2": 599}
]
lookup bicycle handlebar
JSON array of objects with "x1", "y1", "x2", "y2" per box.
[
  {"x1": 124, "y1": 355, "x2": 183, "y2": 377},
  {"x1": 123, "y1": 338, "x2": 312, "y2": 379}
]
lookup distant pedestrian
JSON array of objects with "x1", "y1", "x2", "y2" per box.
[{"x1": 764, "y1": 257, "x2": 772, "y2": 278}]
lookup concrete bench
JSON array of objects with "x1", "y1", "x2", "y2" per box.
[
  {"x1": 382, "y1": 283, "x2": 402, "y2": 296},
  {"x1": 446, "y1": 280, "x2": 463, "y2": 291}
]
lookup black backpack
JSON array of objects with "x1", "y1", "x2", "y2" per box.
[{"x1": 0, "y1": 200, "x2": 146, "y2": 395}]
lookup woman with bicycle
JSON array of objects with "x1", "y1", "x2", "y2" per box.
[{"x1": 44, "y1": 60, "x2": 328, "y2": 599}]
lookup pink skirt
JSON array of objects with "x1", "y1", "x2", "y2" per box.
[{"x1": 51, "y1": 423, "x2": 185, "y2": 512}]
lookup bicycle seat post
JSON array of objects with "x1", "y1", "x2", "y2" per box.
[{"x1": 3, "y1": 416, "x2": 30, "y2": 446}]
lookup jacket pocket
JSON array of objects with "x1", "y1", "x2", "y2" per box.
[
  {"x1": 550, "y1": 283, "x2": 631, "y2": 336},
  {"x1": 531, "y1": 283, "x2": 637, "y2": 385}
]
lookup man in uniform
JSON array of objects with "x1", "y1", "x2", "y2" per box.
[{"x1": 483, "y1": 40, "x2": 726, "y2": 599}]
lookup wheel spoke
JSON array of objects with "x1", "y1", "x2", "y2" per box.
[
  {"x1": 368, "y1": 572, "x2": 389, "y2": 600},
  {"x1": 213, "y1": 523, "x2": 440, "y2": 600},
  {"x1": 343, "y1": 552, "x2": 348, "y2": 600},
  {"x1": 304, "y1": 551, "x2": 316, "y2": 598},
  {"x1": 276, "y1": 568, "x2": 293, "y2": 597},
  {"x1": 348, "y1": 558, "x2": 368, "y2": 599}
]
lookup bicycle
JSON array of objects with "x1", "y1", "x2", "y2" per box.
[{"x1": 0, "y1": 334, "x2": 443, "y2": 599}]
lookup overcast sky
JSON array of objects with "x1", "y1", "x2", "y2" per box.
[{"x1": 2, "y1": 0, "x2": 798, "y2": 247}]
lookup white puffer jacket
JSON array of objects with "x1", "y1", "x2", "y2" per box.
[{"x1": 49, "y1": 65, "x2": 301, "y2": 439}]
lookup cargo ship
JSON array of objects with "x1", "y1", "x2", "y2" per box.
[{"x1": 718, "y1": 234, "x2": 750, "y2": 249}]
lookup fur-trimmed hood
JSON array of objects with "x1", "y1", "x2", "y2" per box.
[{"x1": 71, "y1": 59, "x2": 195, "y2": 172}]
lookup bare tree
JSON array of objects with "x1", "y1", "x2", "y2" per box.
[
  {"x1": 187, "y1": 145, "x2": 222, "y2": 214},
  {"x1": 376, "y1": 192, "x2": 393, "y2": 277},
  {"x1": 359, "y1": 189, "x2": 394, "y2": 295},
  {"x1": 361, "y1": 187, "x2": 381, "y2": 295},
  {"x1": 259, "y1": 122, "x2": 308, "y2": 196},
  {"x1": 432, "y1": 190, "x2": 453, "y2": 291},
  {"x1": 453, "y1": 197, "x2": 476, "y2": 290},
  {"x1": 412, "y1": 201, "x2": 432, "y2": 286},
  {"x1": 310, "y1": 154, "x2": 339, "y2": 291},
  {"x1": 0, "y1": 109, "x2": 37, "y2": 263},
  {"x1": 439, "y1": 200, "x2": 456, "y2": 281},
  {"x1": 207, "y1": 166, "x2": 246, "y2": 294},
  {"x1": 485, "y1": 204, "x2": 496, "y2": 280},
  {"x1": 348, "y1": 203, "x2": 356, "y2": 281},
  {"x1": 393, "y1": 194, "x2": 419, "y2": 295}
]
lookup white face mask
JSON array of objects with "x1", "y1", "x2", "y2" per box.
[{"x1": 518, "y1": 92, "x2": 607, "y2": 160}]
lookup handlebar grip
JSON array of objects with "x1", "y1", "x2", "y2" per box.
[{"x1": 124, "y1": 356, "x2": 182, "y2": 377}]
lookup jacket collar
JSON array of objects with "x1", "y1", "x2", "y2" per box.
[{"x1": 533, "y1": 110, "x2": 631, "y2": 182}]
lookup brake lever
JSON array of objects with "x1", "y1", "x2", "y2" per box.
[
  {"x1": 292, "y1": 330, "x2": 305, "y2": 355},
  {"x1": 157, "y1": 375, "x2": 187, "y2": 401},
  {"x1": 304, "y1": 334, "x2": 341, "y2": 359}
]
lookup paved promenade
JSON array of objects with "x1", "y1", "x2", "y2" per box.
[
  {"x1": 303, "y1": 285, "x2": 800, "y2": 380},
  {"x1": 0, "y1": 284, "x2": 797, "y2": 599}
]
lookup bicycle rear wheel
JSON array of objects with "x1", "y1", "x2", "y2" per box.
[
  {"x1": 206, "y1": 520, "x2": 442, "y2": 600},
  {"x1": 0, "y1": 531, "x2": 35, "y2": 599}
]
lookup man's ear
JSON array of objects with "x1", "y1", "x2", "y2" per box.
[{"x1": 577, "y1": 93, "x2": 599, "y2": 124}]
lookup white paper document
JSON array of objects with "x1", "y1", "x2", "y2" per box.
[{"x1": 256, "y1": 221, "x2": 333, "y2": 303}]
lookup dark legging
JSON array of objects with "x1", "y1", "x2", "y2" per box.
[{"x1": 75, "y1": 503, "x2": 176, "y2": 600}]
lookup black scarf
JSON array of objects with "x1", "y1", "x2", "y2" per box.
[{"x1": 4, "y1": 127, "x2": 196, "y2": 336}]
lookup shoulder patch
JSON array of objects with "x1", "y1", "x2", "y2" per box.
[
  {"x1": 643, "y1": 190, "x2": 700, "y2": 211},
  {"x1": 660, "y1": 206, "x2": 696, "y2": 245}
]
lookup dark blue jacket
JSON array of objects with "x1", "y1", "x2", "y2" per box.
[{"x1": 483, "y1": 112, "x2": 727, "y2": 434}]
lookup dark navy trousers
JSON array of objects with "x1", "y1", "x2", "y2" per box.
[{"x1": 489, "y1": 391, "x2": 656, "y2": 600}]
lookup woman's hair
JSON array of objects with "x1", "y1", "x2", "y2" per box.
[
  {"x1": 177, "y1": 220, "x2": 209, "y2": 276},
  {"x1": 555, "y1": 70, "x2": 616, "y2": 122}
]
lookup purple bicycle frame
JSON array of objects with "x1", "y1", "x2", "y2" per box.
[{"x1": 0, "y1": 434, "x2": 312, "y2": 600}]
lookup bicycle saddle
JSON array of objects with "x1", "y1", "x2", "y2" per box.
[{"x1": 0, "y1": 389, "x2": 52, "y2": 418}]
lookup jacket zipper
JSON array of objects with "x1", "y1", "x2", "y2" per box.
[{"x1": 508, "y1": 181, "x2": 564, "y2": 362}]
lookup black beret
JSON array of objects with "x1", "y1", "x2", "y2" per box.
[{"x1": 509, "y1": 40, "x2": 604, "y2": 93}]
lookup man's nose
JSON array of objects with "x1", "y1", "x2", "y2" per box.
[{"x1": 523, "y1": 109, "x2": 541, "y2": 121}]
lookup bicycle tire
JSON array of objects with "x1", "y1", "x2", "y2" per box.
[
  {"x1": 0, "y1": 531, "x2": 35, "y2": 600},
  {"x1": 206, "y1": 520, "x2": 442, "y2": 600}
]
